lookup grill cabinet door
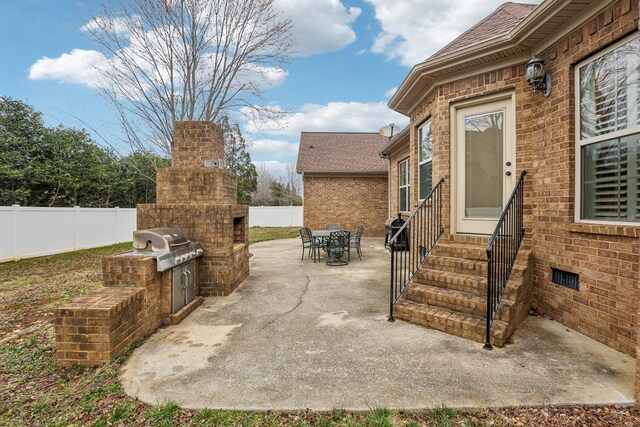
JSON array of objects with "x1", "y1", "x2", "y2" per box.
[
  {"x1": 185, "y1": 260, "x2": 197, "y2": 305},
  {"x1": 172, "y1": 266, "x2": 187, "y2": 314}
]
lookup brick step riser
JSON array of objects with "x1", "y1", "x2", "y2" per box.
[
  {"x1": 403, "y1": 288, "x2": 486, "y2": 317},
  {"x1": 432, "y1": 247, "x2": 488, "y2": 261},
  {"x1": 393, "y1": 304, "x2": 507, "y2": 346},
  {"x1": 412, "y1": 273, "x2": 523, "y2": 302},
  {"x1": 425, "y1": 259, "x2": 487, "y2": 277},
  {"x1": 404, "y1": 285, "x2": 515, "y2": 319},
  {"x1": 413, "y1": 273, "x2": 487, "y2": 295}
]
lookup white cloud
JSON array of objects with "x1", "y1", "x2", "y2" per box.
[
  {"x1": 276, "y1": 0, "x2": 361, "y2": 56},
  {"x1": 29, "y1": 34, "x2": 287, "y2": 95},
  {"x1": 238, "y1": 64, "x2": 289, "y2": 91},
  {"x1": 384, "y1": 86, "x2": 397, "y2": 97},
  {"x1": 249, "y1": 138, "x2": 299, "y2": 158},
  {"x1": 365, "y1": 0, "x2": 541, "y2": 66},
  {"x1": 245, "y1": 101, "x2": 408, "y2": 136},
  {"x1": 28, "y1": 49, "x2": 109, "y2": 88},
  {"x1": 80, "y1": 16, "x2": 135, "y2": 34}
]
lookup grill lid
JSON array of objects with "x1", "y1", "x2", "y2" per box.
[
  {"x1": 133, "y1": 227, "x2": 190, "y2": 253},
  {"x1": 384, "y1": 213, "x2": 405, "y2": 229}
]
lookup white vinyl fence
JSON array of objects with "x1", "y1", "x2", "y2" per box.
[
  {"x1": 248, "y1": 206, "x2": 303, "y2": 227},
  {"x1": 0, "y1": 205, "x2": 136, "y2": 262}
]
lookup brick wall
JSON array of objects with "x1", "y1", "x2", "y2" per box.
[
  {"x1": 156, "y1": 167, "x2": 237, "y2": 205},
  {"x1": 302, "y1": 174, "x2": 388, "y2": 237},
  {"x1": 527, "y1": 1, "x2": 639, "y2": 356},
  {"x1": 399, "y1": 0, "x2": 639, "y2": 360},
  {"x1": 55, "y1": 287, "x2": 144, "y2": 366},
  {"x1": 102, "y1": 255, "x2": 165, "y2": 334},
  {"x1": 172, "y1": 121, "x2": 224, "y2": 167}
]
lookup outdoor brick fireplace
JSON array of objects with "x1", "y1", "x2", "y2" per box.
[
  {"x1": 55, "y1": 121, "x2": 249, "y2": 366},
  {"x1": 137, "y1": 121, "x2": 250, "y2": 296}
]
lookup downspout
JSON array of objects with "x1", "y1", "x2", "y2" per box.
[{"x1": 387, "y1": 159, "x2": 391, "y2": 217}]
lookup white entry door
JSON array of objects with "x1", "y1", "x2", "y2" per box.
[{"x1": 453, "y1": 96, "x2": 515, "y2": 234}]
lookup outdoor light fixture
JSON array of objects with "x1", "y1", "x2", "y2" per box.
[{"x1": 525, "y1": 55, "x2": 552, "y2": 97}]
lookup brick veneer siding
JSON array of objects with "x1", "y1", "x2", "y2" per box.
[
  {"x1": 302, "y1": 174, "x2": 388, "y2": 237},
  {"x1": 527, "y1": 1, "x2": 639, "y2": 356},
  {"x1": 172, "y1": 121, "x2": 224, "y2": 167},
  {"x1": 397, "y1": 0, "x2": 639, "y2": 362},
  {"x1": 55, "y1": 287, "x2": 144, "y2": 366}
]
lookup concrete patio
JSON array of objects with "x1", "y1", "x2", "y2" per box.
[{"x1": 121, "y1": 237, "x2": 635, "y2": 411}]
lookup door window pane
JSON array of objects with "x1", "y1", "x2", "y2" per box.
[
  {"x1": 419, "y1": 161, "x2": 432, "y2": 199},
  {"x1": 464, "y1": 112, "x2": 503, "y2": 218}
]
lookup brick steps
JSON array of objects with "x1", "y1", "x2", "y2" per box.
[
  {"x1": 394, "y1": 299, "x2": 509, "y2": 346},
  {"x1": 404, "y1": 283, "x2": 490, "y2": 317},
  {"x1": 425, "y1": 255, "x2": 487, "y2": 277},
  {"x1": 394, "y1": 240, "x2": 532, "y2": 347},
  {"x1": 431, "y1": 243, "x2": 488, "y2": 261},
  {"x1": 414, "y1": 269, "x2": 487, "y2": 295}
]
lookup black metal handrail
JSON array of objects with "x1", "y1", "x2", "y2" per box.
[
  {"x1": 484, "y1": 171, "x2": 526, "y2": 349},
  {"x1": 388, "y1": 178, "x2": 444, "y2": 321}
]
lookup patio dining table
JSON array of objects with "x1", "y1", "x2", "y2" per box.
[{"x1": 311, "y1": 229, "x2": 349, "y2": 265}]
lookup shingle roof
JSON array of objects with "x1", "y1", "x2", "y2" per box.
[
  {"x1": 431, "y1": 2, "x2": 537, "y2": 59},
  {"x1": 296, "y1": 132, "x2": 389, "y2": 174}
]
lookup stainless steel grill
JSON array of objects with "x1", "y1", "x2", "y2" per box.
[
  {"x1": 384, "y1": 213, "x2": 407, "y2": 249},
  {"x1": 130, "y1": 227, "x2": 204, "y2": 314},
  {"x1": 132, "y1": 227, "x2": 203, "y2": 272}
]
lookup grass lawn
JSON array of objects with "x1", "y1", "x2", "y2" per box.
[
  {"x1": 249, "y1": 226, "x2": 299, "y2": 244},
  {"x1": 1, "y1": 234, "x2": 638, "y2": 425}
]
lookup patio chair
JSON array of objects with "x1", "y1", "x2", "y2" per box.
[
  {"x1": 298, "y1": 227, "x2": 318, "y2": 261},
  {"x1": 324, "y1": 223, "x2": 341, "y2": 230},
  {"x1": 325, "y1": 230, "x2": 350, "y2": 266},
  {"x1": 349, "y1": 224, "x2": 365, "y2": 261}
]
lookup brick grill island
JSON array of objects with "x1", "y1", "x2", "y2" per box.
[{"x1": 55, "y1": 121, "x2": 249, "y2": 366}]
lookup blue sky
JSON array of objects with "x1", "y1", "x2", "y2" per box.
[{"x1": 0, "y1": 0, "x2": 539, "y2": 178}]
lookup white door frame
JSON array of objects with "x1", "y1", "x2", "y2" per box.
[{"x1": 450, "y1": 91, "x2": 516, "y2": 235}]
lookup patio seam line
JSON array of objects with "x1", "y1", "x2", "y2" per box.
[{"x1": 260, "y1": 275, "x2": 310, "y2": 331}]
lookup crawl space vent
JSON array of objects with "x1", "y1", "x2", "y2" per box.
[{"x1": 552, "y1": 268, "x2": 579, "y2": 291}]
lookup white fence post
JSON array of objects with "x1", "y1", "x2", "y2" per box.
[
  {"x1": 74, "y1": 206, "x2": 80, "y2": 251},
  {"x1": 114, "y1": 207, "x2": 119, "y2": 243},
  {"x1": 12, "y1": 204, "x2": 19, "y2": 261}
]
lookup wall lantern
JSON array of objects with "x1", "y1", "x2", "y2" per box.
[{"x1": 525, "y1": 55, "x2": 552, "y2": 97}]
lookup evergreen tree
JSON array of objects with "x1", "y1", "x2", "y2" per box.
[{"x1": 218, "y1": 115, "x2": 258, "y2": 205}]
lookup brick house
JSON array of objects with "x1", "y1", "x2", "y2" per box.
[
  {"x1": 380, "y1": 0, "x2": 640, "y2": 397},
  {"x1": 296, "y1": 132, "x2": 389, "y2": 237}
]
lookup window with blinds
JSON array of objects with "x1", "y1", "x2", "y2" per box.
[
  {"x1": 418, "y1": 119, "x2": 433, "y2": 200},
  {"x1": 398, "y1": 158, "x2": 410, "y2": 212},
  {"x1": 578, "y1": 34, "x2": 640, "y2": 223}
]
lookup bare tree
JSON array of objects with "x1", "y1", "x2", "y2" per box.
[
  {"x1": 284, "y1": 162, "x2": 302, "y2": 196},
  {"x1": 83, "y1": 0, "x2": 294, "y2": 155}
]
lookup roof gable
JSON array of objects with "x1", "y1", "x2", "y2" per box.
[
  {"x1": 389, "y1": 0, "x2": 604, "y2": 115},
  {"x1": 432, "y1": 3, "x2": 537, "y2": 59},
  {"x1": 296, "y1": 132, "x2": 389, "y2": 174}
]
